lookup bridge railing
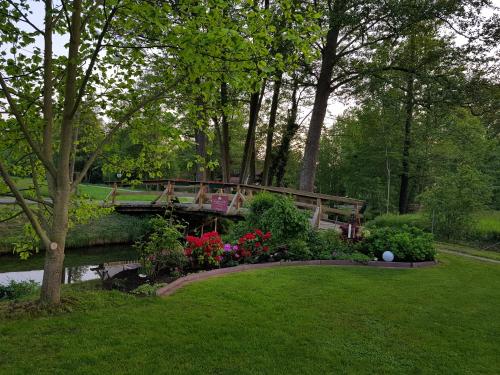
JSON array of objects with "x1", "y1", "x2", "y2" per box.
[{"x1": 104, "y1": 179, "x2": 365, "y2": 229}]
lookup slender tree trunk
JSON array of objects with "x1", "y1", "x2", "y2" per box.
[
  {"x1": 399, "y1": 74, "x2": 414, "y2": 214},
  {"x1": 195, "y1": 128, "x2": 207, "y2": 181},
  {"x1": 271, "y1": 79, "x2": 299, "y2": 187},
  {"x1": 220, "y1": 82, "x2": 231, "y2": 182},
  {"x1": 249, "y1": 145, "x2": 256, "y2": 183},
  {"x1": 240, "y1": 81, "x2": 266, "y2": 184},
  {"x1": 299, "y1": 27, "x2": 340, "y2": 191},
  {"x1": 40, "y1": 0, "x2": 82, "y2": 305},
  {"x1": 262, "y1": 73, "x2": 282, "y2": 185},
  {"x1": 43, "y1": 0, "x2": 56, "y2": 195}
]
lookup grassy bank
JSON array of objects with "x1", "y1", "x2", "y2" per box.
[
  {"x1": 1, "y1": 253, "x2": 499, "y2": 374},
  {"x1": 367, "y1": 210, "x2": 500, "y2": 251},
  {"x1": 436, "y1": 242, "x2": 500, "y2": 261},
  {"x1": 0, "y1": 213, "x2": 150, "y2": 255}
]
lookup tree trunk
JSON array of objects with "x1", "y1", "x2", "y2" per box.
[
  {"x1": 271, "y1": 79, "x2": 299, "y2": 187},
  {"x1": 240, "y1": 82, "x2": 266, "y2": 184},
  {"x1": 299, "y1": 27, "x2": 340, "y2": 192},
  {"x1": 220, "y1": 82, "x2": 231, "y2": 182},
  {"x1": 40, "y1": 0, "x2": 82, "y2": 305},
  {"x1": 399, "y1": 74, "x2": 415, "y2": 214},
  {"x1": 249, "y1": 144, "x2": 256, "y2": 183},
  {"x1": 40, "y1": 197, "x2": 69, "y2": 305},
  {"x1": 195, "y1": 127, "x2": 207, "y2": 181},
  {"x1": 262, "y1": 73, "x2": 282, "y2": 185}
]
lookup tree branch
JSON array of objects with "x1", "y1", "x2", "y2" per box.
[
  {"x1": 71, "y1": 3, "x2": 120, "y2": 119},
  {"x1": 0, "y1": 159, "x2": 50, "y2": 248},
  {"x1": 72, "y1": 88, "x2": 171, "y2": 189},
  {"x1": 6, "y1": 0, "x2": 44, "y2": 34},
  {"x1": 0, "y1": 73, "x2": 57, "y2": 177}
]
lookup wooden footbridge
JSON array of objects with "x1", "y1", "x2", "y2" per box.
[{"x1": 104, "y1": 179, "x2": 364, "y2": 231}]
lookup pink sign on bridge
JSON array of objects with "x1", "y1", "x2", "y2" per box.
[{"x1": 211, "y1": 194, "x2": 229, "y2": 212}]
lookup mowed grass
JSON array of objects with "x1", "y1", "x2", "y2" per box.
[
  {"x1": 436, "y1": 241, "x2": 500, "y2": 261},
  {"x1": 6, "y1": 177, "x2": 192, "y2": 202},
  {"x1": 1, "y1": 254, "x2": 499, "y2": 375}
]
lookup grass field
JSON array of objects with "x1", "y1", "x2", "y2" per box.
[
  {"x1": 1, "y1": 253, "x2": 499, "y2": 374},
  {"x1": 436, "y1": 242, "x2": 500, "y2": 261}
]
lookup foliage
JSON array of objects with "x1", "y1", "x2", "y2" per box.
[
  {"x1": 0, "y1": 280, "x2": 39, "y2": 301},
  {"x1": 359, "y1": 226, "x2": 435, "y2": 262},
  {"x1": 284, "y1": 239, "x2": 312, "y2": 261},
  {"x1": 130, "y1": 283, "x2": 167, "y2": 297},
  {"x1": 366, "y1": 213, "x2": 430, "y2": 232},
  {"x1": 245, "y1": 193, "x2": 311, "y2": 246},
  {"x1": 134, "y1": 216, "x2": 185, "y2": 279},
  {"x1": 184, "y1": 231, "x2": 224, "y2": 270},
  {"x1": 420, "y1": 165, "x2": 492, "y2": 239},
  {"x1": 333, "y1": 252, "x2": 372, "y2": 263},
  {"x1": 235, "y1": 229, "x2": 272, "y2": 263}
]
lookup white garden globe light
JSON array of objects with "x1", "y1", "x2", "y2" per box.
[{"x1": 382, "y1": 251, "x2": 394, "y2": 262}]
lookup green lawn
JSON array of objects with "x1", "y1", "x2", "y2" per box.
[
  {"x1": 1, "y1": 253, "x2": 499, "y2": 374},
  {"x1": 437, "y1": 242, "x2": 500, "y2": 261},
  {"x1": 6, "y1": 177, "x2": 193, "y2": 202}
]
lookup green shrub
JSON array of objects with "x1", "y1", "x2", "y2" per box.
[
  {"x1": 419, "y1": 166, "x2": 492, "y2": 239},
  {"x1": 245, "y1": 193, "x2": 311, "y2": 247},
  {"x1": 285, "y1": 239, "x2": 312, "y2": 260},
  {"x1": 334, "y1": 252, "x2": 371, "y2": 263},
  {"x1": 134, "y1": 216, "x2": 186, "y2": 279},
  {"x1": 131, "y1": 283, "x2": 166, "y2": 297},
  {"x1": 360, "y1": 226, "x2": 435, "y2": 262},
  {"x1": 0, "y1": 280, "x2": 39, "y2": 301},
  {"x1": 366, "y1": 213, "x2": 430, "y2": 232},
  {"x1": 307, "y1": 229, "x2": 352, "y2": 260},
  {"x1": 468, "y1": 211, "x2": 500, "y2": 243}
]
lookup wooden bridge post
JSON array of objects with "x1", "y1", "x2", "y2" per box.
[
  {"x1": 195, "y1": 182, "x2": 205, "y2": 209},
  {"x1": 111, "y1": 183, "x2": 117, "y2": 205},
  {"x1": 312, "y1": 198, "x2": 322, "y2": 229}
]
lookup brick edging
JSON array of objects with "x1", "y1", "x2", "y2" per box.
[{"x1": 156, "y1": 259, "x2": 438, "y2": 297}]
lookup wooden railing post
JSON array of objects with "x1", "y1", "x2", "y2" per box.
[{"x1": 111, "y1": 183, "x2": 117, "y2": 205}]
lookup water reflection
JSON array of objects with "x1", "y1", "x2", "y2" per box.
[
  {"x1": 0, "y1": 265, "x2": 100, "y2": 286},
  {"x1": 0, "y1": 244, "x2": 138, "y2": 286}
]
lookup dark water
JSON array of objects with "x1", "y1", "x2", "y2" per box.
[{"x1": 0, "y1": 244, "x2": 137, "y2": 286}]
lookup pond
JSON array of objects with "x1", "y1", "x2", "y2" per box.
[{"x1": 0, "y1": 245, "x2": 138, "y2": 286}]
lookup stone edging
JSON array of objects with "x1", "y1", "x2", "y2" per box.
[{"x1": 156, "y1": 259, "x2": 438, "y2": 297}]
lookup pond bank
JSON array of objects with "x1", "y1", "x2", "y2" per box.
[{"x1": 0, "y1": 213, "x2": 150, "y2": 255}]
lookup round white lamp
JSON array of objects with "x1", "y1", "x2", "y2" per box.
[{"x1": 382, "y1": 251, "x2": 394, "y2": 262}]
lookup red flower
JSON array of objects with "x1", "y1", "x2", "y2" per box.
[
  {"x1": 263, "y1": 231, "x2": 272, "y2": 240},
  {"x1": 255, "y1": 242, "x2": 261, "y2": 248},
  {"x1": 255, "y1": 229, "x2": 263, "y2": 237},
  {"x1": 263, "y1": 246, "x2": 269, "y2": 252}
]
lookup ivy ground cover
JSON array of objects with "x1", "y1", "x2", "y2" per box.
[{"x1": 0, "y1": 253, "x2": 499, "y2": 374}]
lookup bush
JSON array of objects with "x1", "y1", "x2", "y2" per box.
[
  {"x1": 0, "y1": 280, "x2": 39, "y2": 301},
  {"x1": 184, "y1": 231, "x2": 224, "y2": 270},
  {"x1": 419, "y1": 166, "x2": 492, "y2": 239},
  {"x1": 131, "y1": 283, "x2": 166, "y2": 297},
  {"x1": 285, "y1": 239, "x2": 312, "y2": 260},
  {"x1": 134, "y1": 216, "x2": 186, "y2": 279},
  {"x1": 359, "y1": 226, "x2": 435, "y2": 262},
  {"x1": 245, "y1": 193, "x2": 311, "y2": 247},
  {"x1": 366, "y1": 213, "x2": 430, "y2": 232},
  {"x1": 306, "y1": 229, "x2": 353, "y2": 260},
  {"x1": 235, "y1": 229, "x2": 272, "y2": 263}
]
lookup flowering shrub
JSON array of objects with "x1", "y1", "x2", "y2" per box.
[
  {"x1": 236, "y1": 229, "x2": 272, "y2": 262},
  {"x1": 185, "y1": 231, "x2": 224, "y2": 269},
  {"x1": 134, "y1": 216, "x2": 186, "y2": 280}
]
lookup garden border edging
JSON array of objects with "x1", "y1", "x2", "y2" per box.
[{"x1": 156, "y1": 259, "x2": 438, "y2": 297}]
